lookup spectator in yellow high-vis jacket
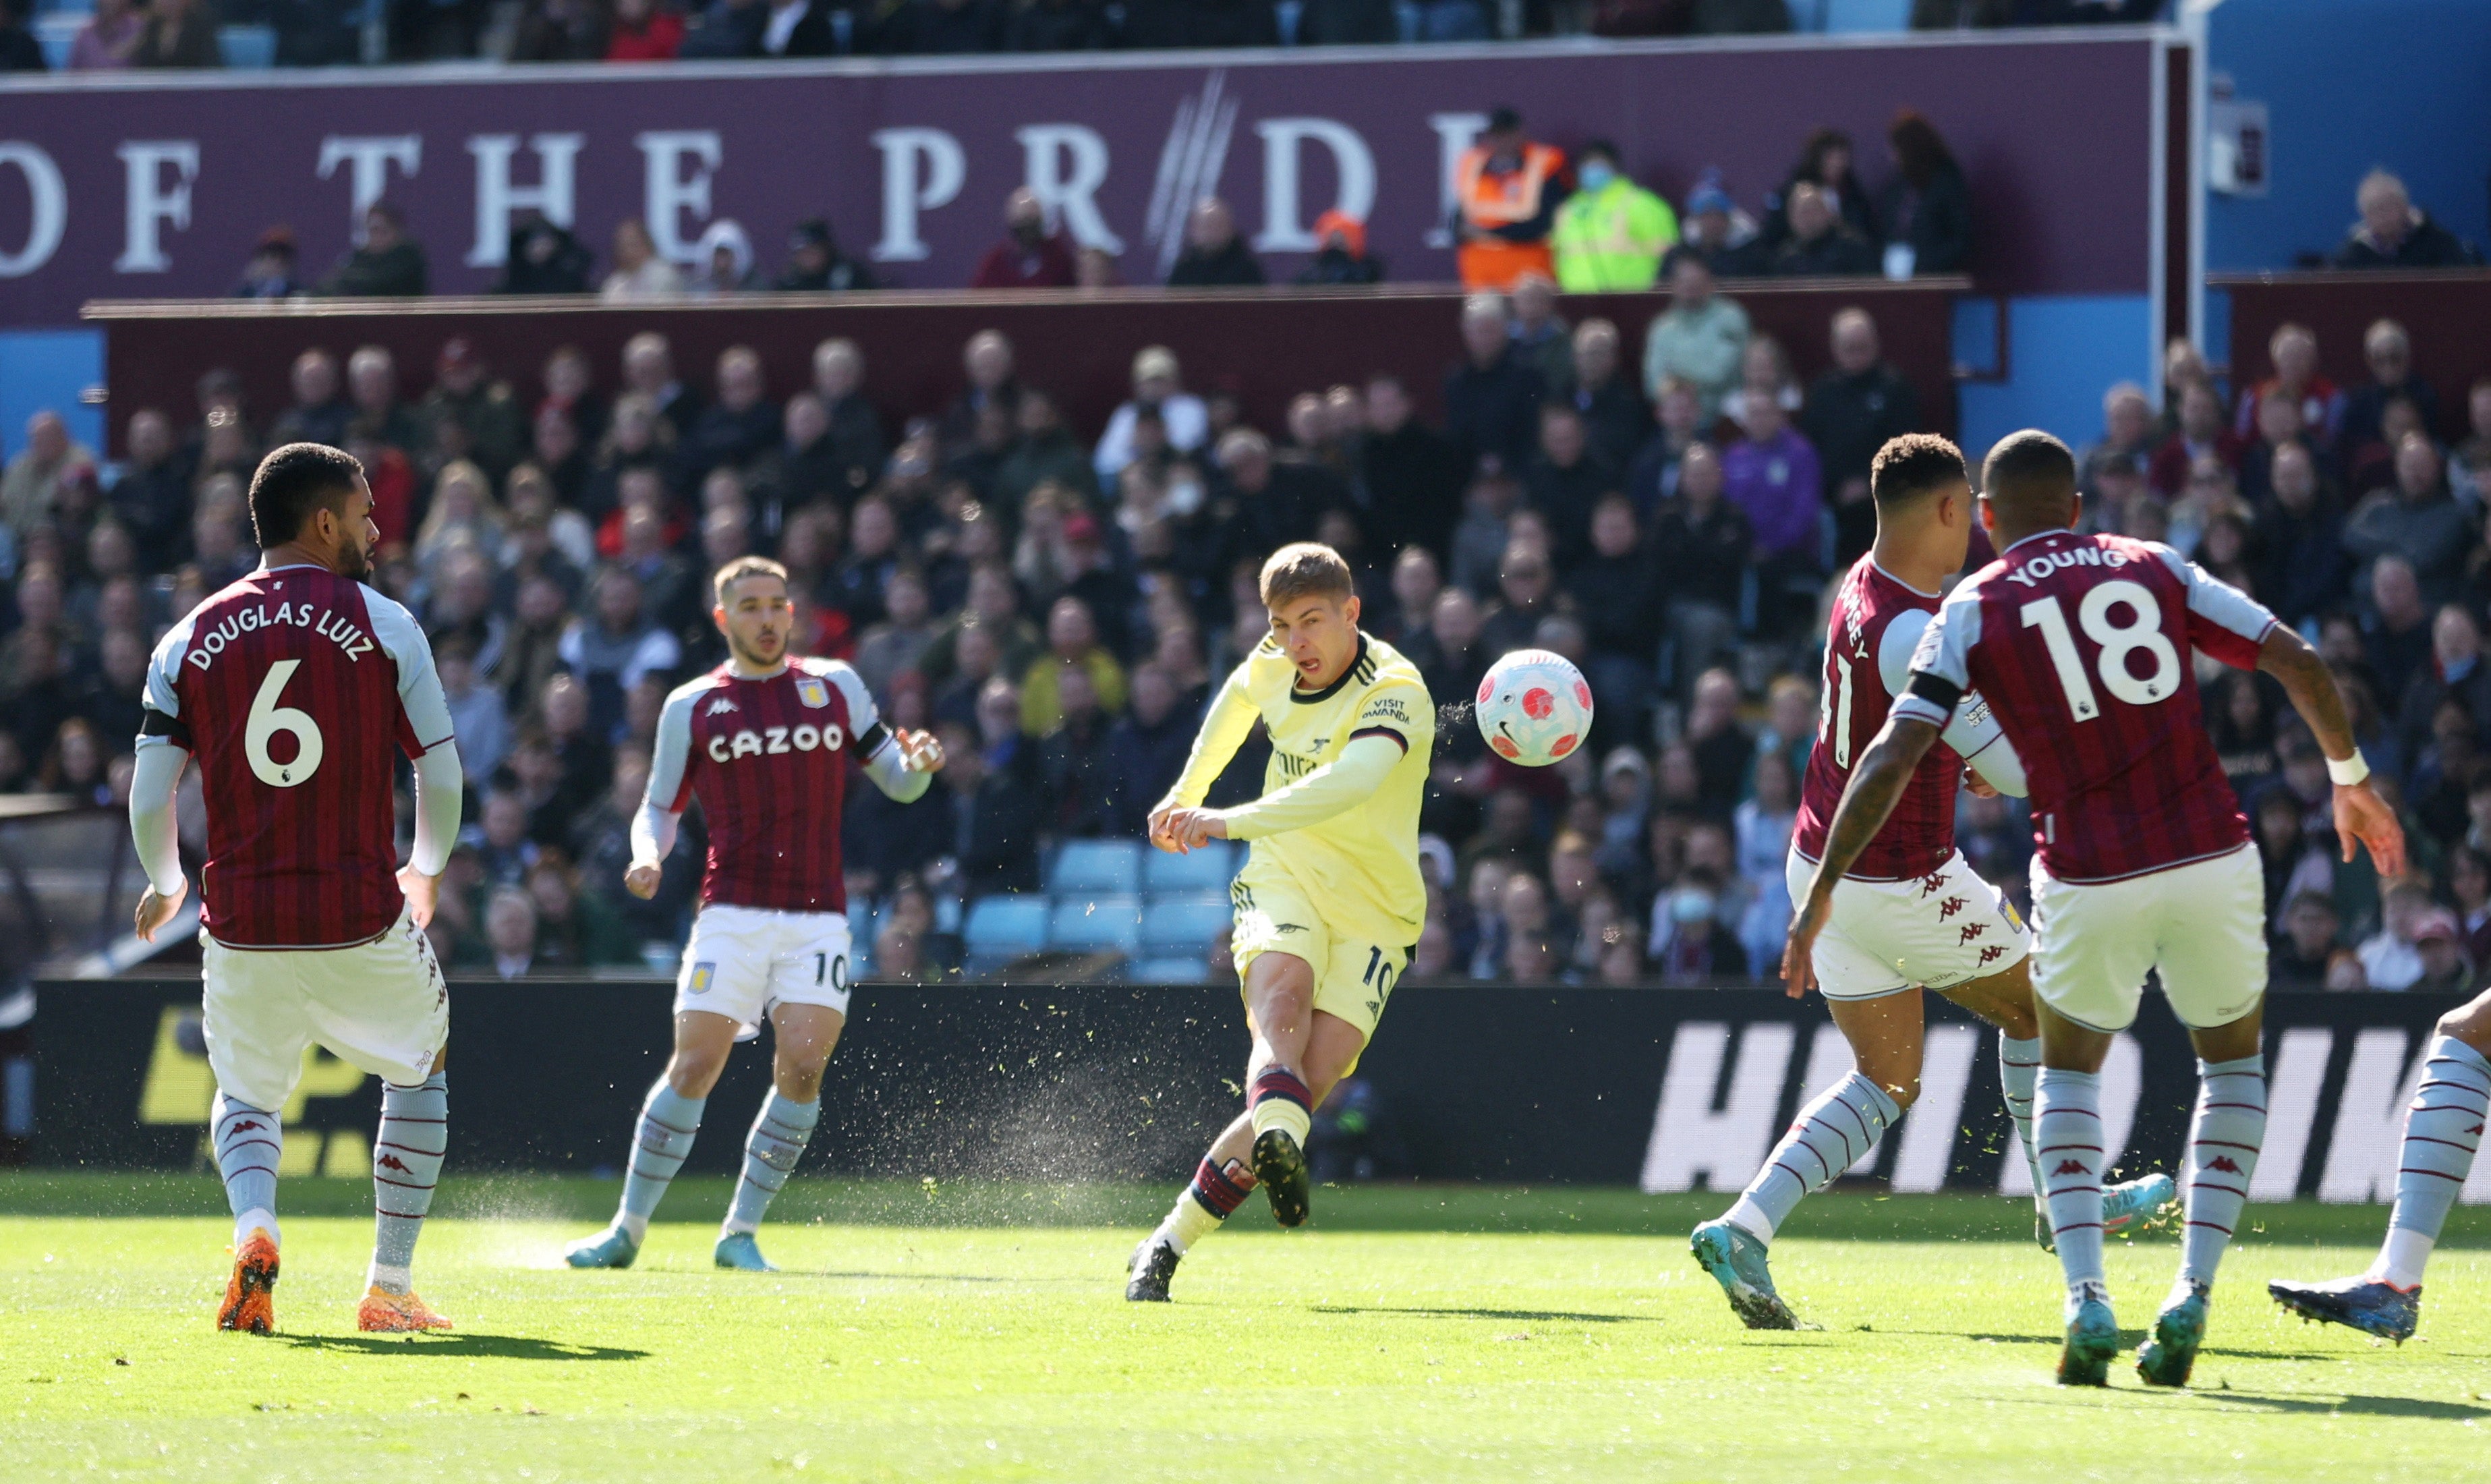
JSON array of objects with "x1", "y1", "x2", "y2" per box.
[{"x1": 1552, "y1": 141, "x2": 1678, "y2": 293}]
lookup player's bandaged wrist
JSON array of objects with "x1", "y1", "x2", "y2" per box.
[{"x1": 2327, "y1": 749, "x2": 2371, "y2": 788}]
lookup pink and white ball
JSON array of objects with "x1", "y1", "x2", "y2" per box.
[{"x1": 1474, "y1": 650, "x2": 1593, "y2": 767}]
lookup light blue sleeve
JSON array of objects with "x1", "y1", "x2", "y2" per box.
[
  {"x1": 1881, "y1": 608, "x2": 2024, "y2": 797},
  {"x1": 363, "y1": 587, "x2": 455, "y2": 753},
  {"x1": 137, "y1": 614, "x2": 198, "y2": 745}
]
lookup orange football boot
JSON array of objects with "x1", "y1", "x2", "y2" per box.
[
  {"x1": 217, "y1": 1230, "x2": 281, "y2": 1334},
  {"x1": 356, "y1": 1286, "x2": 452, "y2": 1333}
]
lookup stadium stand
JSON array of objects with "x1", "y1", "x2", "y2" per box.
[{"x1": 5, "y1": 0, "x2": 2164, "y2": 76}]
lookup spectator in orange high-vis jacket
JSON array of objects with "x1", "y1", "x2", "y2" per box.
[{"x1": 1453, "y1": 107, "x2": 1569, "y2": 291}]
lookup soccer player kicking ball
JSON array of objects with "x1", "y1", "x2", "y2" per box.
[
  {"x1": 2270, "y1": 989, "x2": 2491, "y2": 1341},
  {"x1": 1790, "y1": 431, "x2": 2402, "y2": 1388},
  {"x1": 565, "y1": 557, "x2": 942, "y2": 1274},
  {"x1": 1126, "y1": 544, "x2": 1434, "y2": 1301},
  {"x1": 1692, "y1": 436, "x2": 2172, "y2": 1331},
  {"x1": 130, "y1": 445, "x2": 465, "y2": 1335}
]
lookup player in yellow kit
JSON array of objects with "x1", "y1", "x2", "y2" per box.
[{"x1": 1128, "y1": 542, "x2": 1435, "y2": 1301}]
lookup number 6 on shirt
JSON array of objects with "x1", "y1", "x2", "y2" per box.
[{"x1": 244, "y1": 659, "x2": 325, "y2": 788}]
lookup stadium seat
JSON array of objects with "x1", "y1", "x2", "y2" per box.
[
  {"x1": 219, "y1": 25, "x2": 276, "y2": 67},
  {"x1": 1048, "y1": 895, "x2": 1143, "y2": 956},
  {"x1": 1139, "y1": 894, "x2": 1231, "y2": 959},
  {"x1": 962, "y1": 895, "x2": 1050, "y2": 971},
  {"x1": 1140, "y1": 840, "x2": 1240, "y2": 896},
  {"x1": 33, "y1": 16, "x2": 76, "y2": 68},
  {"x1": 849, "y1": 899, "x2": 884, "y2": 973},
  {"x1": 1049, "y1": 839, "x2": 1142, "y2": 899},
  {"x1": 1821, "y1": 0, "x2": 1910, "y2": 32},
  {"x1": 1131, "y1": 956, "x2": 1212, "y2": 983}
]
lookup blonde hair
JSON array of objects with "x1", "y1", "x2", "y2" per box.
[
  {"x1": 1258, "y1": 542, "x2": 1354, "y2": 609},
  {"x1": 413, "y1": 458, "x2": 505, "y2": 559},
  {"x1": 713, "y1": 554, "x2": 789, "y2": 606}
]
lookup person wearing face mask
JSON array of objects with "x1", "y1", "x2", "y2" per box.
[
  {"x1": 1552, "y1": 140, "x2": 1676, "y2": 293},
  {"x1": 970, "y1": 188, "x2": 1077, "y2": 290},
  {"x1": 1647, "y1": 866, "x2": 1745, "y2": 983}
]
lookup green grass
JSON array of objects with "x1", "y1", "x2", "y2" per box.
[{"x1": 9, "y1": 1175, "x2": 2491, "y2": 1482}]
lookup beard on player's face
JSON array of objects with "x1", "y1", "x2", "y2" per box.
[
  {"x1": 335, "y1": 530, "x2": 373, "y2": 581},
  {"x1": 727, "y1": 615, "x2": 786, "y2": 668}
]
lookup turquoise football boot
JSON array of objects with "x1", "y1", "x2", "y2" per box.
[
  {"x1": 714, "y1": 1232, "x2": 779, "y2": 1272},
  {"x1": 2105, "y1": 1172, "x2": 2178, "y2": 1235},
  {"x1": 1690, "y1": 1219, "x2": 1797, "y2": 1331},
  {"x1": 2037, "y1": 1171, "x2": 2178, "y2": 1253},
  {"x1": 2058, "y1": 1286, "x2": 2120, "y2": 1386},
  {"x1": 2268, "y1": 1274, "x2": 2421, "y2": 1344},
  {"x1": 563, "y1": 1225, "x2": 639, "y2": 1269},
  {"x1": 2136, "y1": 1280, "x2": 2210, "y2": 1387}
]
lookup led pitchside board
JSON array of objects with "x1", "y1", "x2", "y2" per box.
[{"x1": 29, "y1": 979, "x2": 2470, "y2": 1200}]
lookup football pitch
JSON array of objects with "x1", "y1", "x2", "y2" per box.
[{"x1": 7, "y1": 1176, "x2": 2491, "y2": 1482}]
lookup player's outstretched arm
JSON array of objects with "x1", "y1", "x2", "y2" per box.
[
  {"x1": 859, "y1": 726, "x2": 944, "y2": 803},
  {"x1": 1147, "y1": 666, "x2": 1258, "y2": 853},
  {"x1": 2259, "y1": 625, "x2": 2407, "y2": 878},
  {"x1": 1165, "y1": 733, "x2": 1404, "y2": 849},
  {"x1": 1783, "y1": 714, "x2": 1942, "y2": 998},
  {"x1": 128, "y1": 739, "x2": 190, "y2": 942}
]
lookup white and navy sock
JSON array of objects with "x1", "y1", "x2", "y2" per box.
[
  {"x1": 2036, "y1": 1067, "x2": 2107, "y2": 1303},
  {"x1": 1999, "y1": 1035, "x2": 2045, "y2": 1200},
  {"x1": 1155, "y1": 1155, "x2": 1255, "y2": 1254},
  {"x1": 369, "y1": 1072, "x2": 447, "y2": 1294},
  {"x1": 618, "y1": 1081, "x2": 706, "y2": 1243},
  {"x1": 2372, "y1": 1036, "x2": 2491, "y2": 1289},
  {"x1": 1248, "y1": 1068, "x2": 1313, "y2": 1148},
  {"x1": 1725, "y1": 1071, "x2": 1900, "y2": 1244},
  {"x1": 2179, "y1": 1054, "x2": 2266, "y2": 1288},
  {"x1": 724, "y1": 1091, "x2": 819, "y2": 1236}
]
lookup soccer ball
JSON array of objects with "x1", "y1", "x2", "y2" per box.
[{"x1": 1475, "y1": 650, "x2": 1593, "y2": 766}]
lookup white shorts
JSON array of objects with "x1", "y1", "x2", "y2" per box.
[
  {"x1": 1786, "y1": 847, "x2": 2032, "y2": 1001},
  {"x1": 200, "y1": 907, "x2": 447, "y2": 1113},
  {"x1": 675, "y1": 903, "x2": 854, "y2": 1037},
  {"x1": 2028, "y1": 844, "x2": 2266, "y2": 1032}
]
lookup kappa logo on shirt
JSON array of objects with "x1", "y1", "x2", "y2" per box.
[
  {"x1": 706, "y1": 697, "x2": 740, "y2": 716},
  {"x1": 2053, "y1": 1159, "x2": 2090, "y2": 1176}
]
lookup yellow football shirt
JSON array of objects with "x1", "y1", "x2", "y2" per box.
[{"x1": 1164, "y1": 631, "x2": 1434, "y2": 946}]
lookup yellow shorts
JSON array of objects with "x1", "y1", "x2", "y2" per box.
[{"x1": 1228, "y1": 857, "x2": 1410, "y2": 1047}]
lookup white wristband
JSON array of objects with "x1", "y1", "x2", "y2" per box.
[{"x1": 2327, "y1": 749, "x2": 2371, "y2": 787}]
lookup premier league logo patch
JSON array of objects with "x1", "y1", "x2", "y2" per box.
[
  {"x1": 795, "y1": 677, "x2": 830, "y2": 709},
  {"x1": 689, "y1": 963, "x2": 716, "y2": 995}
]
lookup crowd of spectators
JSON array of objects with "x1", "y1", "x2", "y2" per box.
[
  {"x1": 207, "y1": 112, "x2": 1972, "y2": 311},
  {"x1": 0, "y1": 262, "x2": 1928, "y2": 983},
  {"x1": 2063, "y1": 310, "x2": 2491, "y2": 994},
  {"x1": 0, "y1": 0, "x2": 2175, "y2": 74},
  {"x1": 0, "y1": 140, "x2": 2484, "y2": 988}
]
